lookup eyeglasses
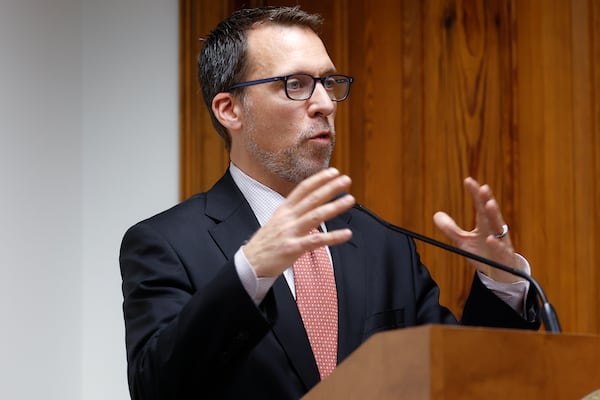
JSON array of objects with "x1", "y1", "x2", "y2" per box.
[{"x1": 227, "y1": 73, "x2": 353, "y2": 102}]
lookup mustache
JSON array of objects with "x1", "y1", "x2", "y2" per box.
[{"x1": 300, "y1": 121, "x2": 335, "y2": 140}]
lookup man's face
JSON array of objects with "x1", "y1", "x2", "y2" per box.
[{"x1": 231, "y1": 24, "x2": 338, "y2": 194}]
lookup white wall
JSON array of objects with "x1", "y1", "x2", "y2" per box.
[
  {"x1": 0, "y1": 0, "x2": 179, "y2": 398},
  {"x1": 0, "y1": 0, "x2": 83, "y2": 398},
  {"x1": 81, "y1": 0, "x2": 178, "y2": 398}
]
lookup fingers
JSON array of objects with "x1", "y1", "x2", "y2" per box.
[
  {"x1": 245, "y1": 167, "x2": 355, "y2": 277},
  {"x1": 286, "y1": 167, "x2": 344, "y2": 204},
  {"x1": 288, "y1": 168, "x2": 351, "y2": 211},
  {"x1": 464, "y1": 177, "x2": 493, "y2": 223},
  {"x1": 300, "y1": 223, "x2": 353, "y2": 249},
  {"x1": 484, "y1": 198, "x2": 509, "y2": 239},
  {"x1": 433, "y1": 211, "x2": 468, "y2": 242},
  {"x1": 285, "y1": 167, "x2": 354, "y2": 232},
  {"x1": 437, "y1": 177, "x2": 522, "y2": 282},
  {"x1": 464, "y1": 177, "x2": 508, "y2": 240}
]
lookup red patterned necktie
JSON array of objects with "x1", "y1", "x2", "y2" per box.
[{"x1": 293, "y1": 229, "x2": 338, "y2": 379}]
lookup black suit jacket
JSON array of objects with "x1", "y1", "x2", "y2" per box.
[{"x1": 120, "y1": 171, "x2": 539, "y2": 399}]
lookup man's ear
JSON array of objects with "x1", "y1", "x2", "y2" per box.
[{"x1": 212, "y1": 92, "x2": 242, "y2": 131}]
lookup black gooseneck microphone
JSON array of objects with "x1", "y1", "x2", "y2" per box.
[{"x1": 354, "y1": 203, "x2": 562, "y2": 333}]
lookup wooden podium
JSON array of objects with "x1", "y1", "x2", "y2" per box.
[{"x1": 304, "y1": 325, "x2": 600, "y2": 399}]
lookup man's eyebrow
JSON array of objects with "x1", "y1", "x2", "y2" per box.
[
  {"x1": 287, "y1": 68, "x2": 338, "y2": 76},
  {"x1": 320, "y1": 68, "x2": 338, "y2": 75}
]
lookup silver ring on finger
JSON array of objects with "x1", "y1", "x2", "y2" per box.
[{"x1": 495, "y1": 224, "x2": 509, "y2": 239}]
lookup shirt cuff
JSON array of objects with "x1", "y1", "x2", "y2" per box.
[
  {"x1": 234, "y1": 246, "x2": 277, "y2": 305},
  {"x1": 477, "y1": 253, "x2": 531, "y2": 316}
]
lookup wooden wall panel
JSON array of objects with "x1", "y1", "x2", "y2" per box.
[
  {"x1": 421, "y1": 0, "x2": 516, "y2": 313},
  {"x1": 180, "y1": 0, "x2": 600, "y2": 334},
  {"x1": 594, "y1": 0, "x2": 600, "y2": 333},
  {"x1": 513, "y1": 0, "x2": 599, "y2": 333},
  {"x1": 179, "y1": 0, "x2": 232, "y2": 199},
  {"x1": 569, "y1": 0, "x2": 598, "y2": 333}
]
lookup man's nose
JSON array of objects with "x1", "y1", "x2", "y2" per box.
[{"x1": 307, "y1": 82, "x2": 336, "y2": 116}]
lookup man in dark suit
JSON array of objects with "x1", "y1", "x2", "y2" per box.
[{"x1": 120, "y1": 6, "x2": 539, "y2": 400}]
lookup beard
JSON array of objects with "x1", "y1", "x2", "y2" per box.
[{"x1": 244, "y1": 110, "x2": 336, "y2": 184}]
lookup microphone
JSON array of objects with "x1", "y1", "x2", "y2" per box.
[{"x1": 353, "y1": 203, "x2": 562, "y2": 333}]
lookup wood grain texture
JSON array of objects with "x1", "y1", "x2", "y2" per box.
[
  {"x1": 514, "y1": 0, "x2": 599, "y2": 333},
  {"x1": 179, "y1": 0, "x2": 232, "y2": 200},
  {"x1": 179, "y1": 0, "x2": 600, "y2": 334},
  {"x1": 305, "y1": 325, "x2": 600, "y2": 399}
]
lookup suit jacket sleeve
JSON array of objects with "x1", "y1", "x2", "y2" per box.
[
  {"x1": 120, "y1": 220, "x2": 271, "y2": 399},
  {"x1": 408, "y1": 234, "x2": 540, "y2": 330},
  {"x1": 462, "y1": 273, "x2": 540, "y2": 329},
  {"x1": 345, "y1": 208, "x2": 540, "y2": 338}
]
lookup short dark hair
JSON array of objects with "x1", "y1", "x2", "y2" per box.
[{"x1": 198, "y1": 6, "x2": 324, "y2": 151}]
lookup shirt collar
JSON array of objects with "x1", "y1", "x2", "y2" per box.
[{"x1": 229, "y1": 162, "x2": 285, "y2": 227}]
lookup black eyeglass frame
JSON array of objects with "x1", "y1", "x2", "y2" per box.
[{"x1": 227, "y1": 73, "x2": 354, "y2": 102}]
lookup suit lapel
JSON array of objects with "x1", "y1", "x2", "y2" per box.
[
  {"x1": 327, "y1": 213, "x2": 367, "y2": 363},
  {"x1": 204, "y1": 172, "x2": 321, "y2": 389},
  {"x1": 270, "y1": 277, "x2": 320, "y2": 390},
  {"x1": 205, "y1": 172, "x2": 260, "y2": 259}
]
